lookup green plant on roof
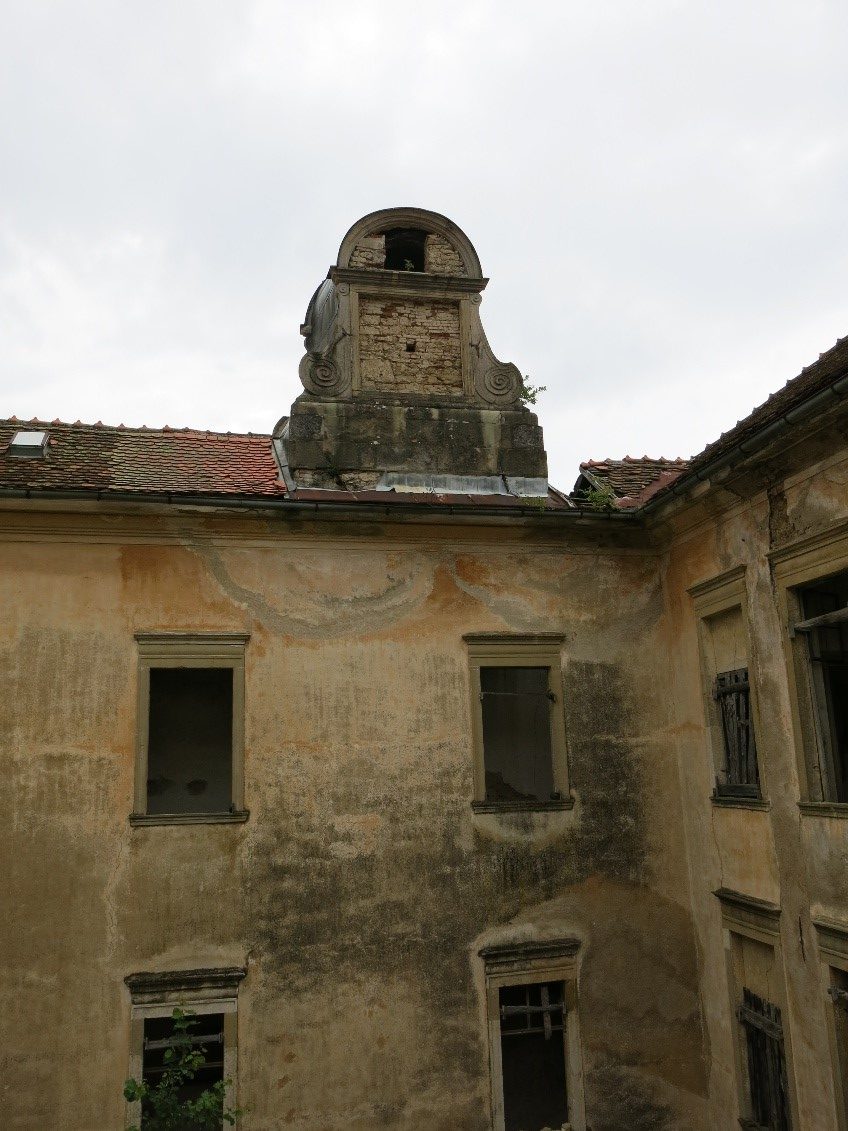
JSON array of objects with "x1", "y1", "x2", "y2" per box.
[
  {"x1": 583, "y1": 483, "x2": 617, "y2": 511},
  {"x1": 518, "y1": 375, "x2": 546, "y2": 405}
]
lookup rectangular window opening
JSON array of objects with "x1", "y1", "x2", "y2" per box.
[
  {"x1": 714, "y1": 667, "x2": 760, "y2": 796},
  {"x1": 739, "y1": 988, "x2": 791, "y2": 1131},
  {"x1": 828, "y1": 967, "x2": 848, "y2": 1123},
  {"x1": 499, "y1": 981, "x2": 568, "y2": 1131},
  {"x1": 142, "y1": 1012, "x2": 225, "y2": 1122},
  {"x1": 798, "y1": 570, "x2": 848, "y2": 802},
  {"x1": 147, "y1": 667, "x2": 233, "y2": 815},
  {"x1": 480, "y1": 666, "x2": 555, "y2": 803}
]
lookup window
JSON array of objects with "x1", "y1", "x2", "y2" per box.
[
  {"x1": 125, "y1": 967, "x2": 245, "y2": 1129},
  {"x1": 480, "y1": 939, "x2": 586, "y2": 1131},
  {"x1": 828, "y1": 971, "x2": 848, "y2": 1128},
  {"x1": 813, "y1": 918, "x2": 848, "y2": 1130},
  {"x1": 714, "y1": 887, "x2": 797, "y2": 1130},
  {"x1": 714, "y1": 667, "x2": 759, "y2": 797},
  {"x1": 794, "y1": 569, "x2": 848, "y2": 802},
  {"x1": 142, "y1": 1012, "x2": 225, "y2": 1110},
  {"x1": 383, "y1": 227, "x2": 426, "y2": 271},
  {"x1": 464, "y1": 635, "x2": 570, "y2": 812},
  {"x1": 690, "y1": 569, "x2": 763, "y2": 804},
  {"x1": 499, "y1": 982, "x2": 568, "y2": 1131},
  {"x1": 738, "y1": 988, "x2": 791, "y2": 1130},
  {"x1": 133, "y1": 633, "x2": 248, "y2": 825}
]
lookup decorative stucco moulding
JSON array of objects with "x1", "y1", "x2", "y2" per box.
[
  {"x1": 298, "y1": 207, "x2": 523, "y2": 408},
  {"x1": 288, "y1": 207, "x2": 547, "y2": 491}
]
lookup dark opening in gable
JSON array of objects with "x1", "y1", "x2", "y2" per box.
[{"x1": 384, "y1": 228, "x2": 426, "y2": 272}]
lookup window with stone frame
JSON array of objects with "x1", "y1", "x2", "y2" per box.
[
  {"x1": 132, "y1": 634, "x2": 248, "y2": 825},
  {"x1": 480, "y1": 939, "x2": 586, "y2": 1131},
  {"x1": 813, "y1": 918, "x2": 848, "y2": 1131},
  {"x1": 714, "y1": 888, "x2": 797, "y2": 1130},
  {"x1": 464, "y1": 635, "x2": 570, "y2": 811},
  {"x1": 738, "y1": 987, "x2": 791, "y2": 1130},
  {"x1": 793, "y1": 569, "x2": 848, "y2": 803},
  {"x1": 690, "y1": 574, "x2": 763, "y2": 803},
  {"x1": 124, "y1": 968, "x2": 244, "y2": 1129}
]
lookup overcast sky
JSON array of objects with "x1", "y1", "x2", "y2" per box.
[{"x1": 2, "y1": 2, "x2": 847, "y2": 488}]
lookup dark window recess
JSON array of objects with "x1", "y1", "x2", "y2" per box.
[
  {"x1": 384, "y1": 228, "x2": 426, "y2": 271},
  {"x1": 738, "y1": 989, "x2": 791, "y2": 1131},
  {"x1": 499, "y1": 982, "x2": 568, "y2": 1131},
  {"x1": 480, "y1": 667, "x2": 555, "y2": 803},
  {"x1": 828, "y1": 968, "x2": 848, "y2": 1117},
  {"x1": 799, "y1": 572, "x2": 848, "y2": 802},
  {"x1": 142, "y1": 1012, "x2": 224, "y2": 1125},
  {"x1": 713, "y1": 667, "x2": 760, "y2": 797},
  {"x1": 147, "y1": 668, "x2": 233, "y2": 814}
]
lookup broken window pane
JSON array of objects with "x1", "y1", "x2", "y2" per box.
[
  {"x1": 147, "y1": 668, "x2": 233, "y2": 814},
  {"x1": 499, "y1": 982, "x2": 568, "y2": 1131},
  {"x1": 739, "y1": 988, "x2": 791, "y2": 1130},
  {"x1": 142, "y1": 1012, "x2": 224, "y2": 1123},
  {"x1": 480, "y1": 666, "x2": 555, "y2": 802},
  {"x1": 714, "y1": 667, "x2": 759, "y2": 796},
  {"x1": 799, "y1": 571, "x2": 848, "y2": 802}
]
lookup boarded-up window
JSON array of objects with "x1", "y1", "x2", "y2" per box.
[
  {"x1": 499, "y1": 981, "x2": 568, "y2": 1131},
  {"x1": 147, "y1": 668, "x2": 233, "y2": 815},
  {"x1": 738, "y1": 988, "x2": 791, "y2": 1130},
  {"x1": 480, "y1": 667, "x2": 555, "y2": 802},
  {"x1": 714, "y1": 667, "x2": 759, "y2": 796}
]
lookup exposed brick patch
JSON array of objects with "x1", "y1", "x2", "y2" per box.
[{"x1": 358, "y1": 298, "x2": 464, "y2": 395}]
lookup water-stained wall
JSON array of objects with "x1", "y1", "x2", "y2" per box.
[
  {"x1": 0, "y1": 512, "x2": 706, "y2": 1129},
  {"x1": 661, "y1": 422, "x2": 848, "y2": 1130}
]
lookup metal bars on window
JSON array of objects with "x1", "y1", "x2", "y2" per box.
[
  {"x1": 714, "y1": 667, "x2": 760, "y2": 796},
  {"x1": 499, "y1": 982, "x2": 565, "y2": 1041},
  {"x1": 738, "y1": 989, "x2": 791, "y2": 1131}
]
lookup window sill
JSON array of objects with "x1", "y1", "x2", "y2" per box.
[
  {"x1": 798, "y1": 801, "x2": 848, "y2": 819},
  {"x1": 711, "y1": 794, "x2": 770, "y2": 812},
  {"x1": 471, "y1": 797, "x2": 574, "y2": 814},
  {"x1": 129, "y1": 810, "x2": 250, "y2": 827}
]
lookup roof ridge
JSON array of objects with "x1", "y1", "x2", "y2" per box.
[{"x1": 0, "y1": 416, "x2": 272, "y2": 440}]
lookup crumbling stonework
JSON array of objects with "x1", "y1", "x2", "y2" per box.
[
  {"x1": 359, "y1": 297, "x2": 464, "y2": 396},
  {"x1": 349, "y1": 235, "x2": 385, "y2": 270},
  {"x1": 425, "y1": 232, "x2": 466, "y2": 275}
]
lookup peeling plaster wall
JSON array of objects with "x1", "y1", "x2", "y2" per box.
[
  {"x1": 663, "y1": 440, "x2": 848, "y2": 1130},
  {"x1": 0, "y1": 517, "x2": 705, "y2": 1129}
]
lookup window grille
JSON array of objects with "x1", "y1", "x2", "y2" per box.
[
  {"x1": 738, "y1": 989, "x2": 791, "y2": 1130},
  {"x1": 498, "y1": 981, "x2": 569, "y2": 1131},
  {"x1": 499, "y1": 981, "x2": 565, "y2": 1040},
  {"x1": 714, "y1": 668, "x2": 759, "y2": 796}
]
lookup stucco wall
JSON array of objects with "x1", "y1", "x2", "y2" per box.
[
  {"x1": 662, "y1": 439, "x2": 848, "y2": 1130},
  {"x1": 0, "y1": 512, "x2": 705, "y2": 1130}
]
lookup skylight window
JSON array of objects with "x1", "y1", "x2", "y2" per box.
[{"x1": 7, "y1": 431, "x2": 48, "y2": 458}]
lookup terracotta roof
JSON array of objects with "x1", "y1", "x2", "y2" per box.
[
  {"x1": 0, "y1": 417, "x2": 572, "y2": 510},
  {"x1": 0, "y1": 418, "x2": 285, "y2": 497},
  {"x1": 576, "y1": 332, "x2": 848, "y2": 509},
  {"x1": 576, "y1": 457, "x2": 689, "y2": 504},
  {"x1": 682, "y1": 333, "x2": 848, "y2": 479}
]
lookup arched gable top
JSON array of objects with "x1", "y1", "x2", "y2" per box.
[{"x1": 336, "y1": 207, "x2": 483, "y2": 278}]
